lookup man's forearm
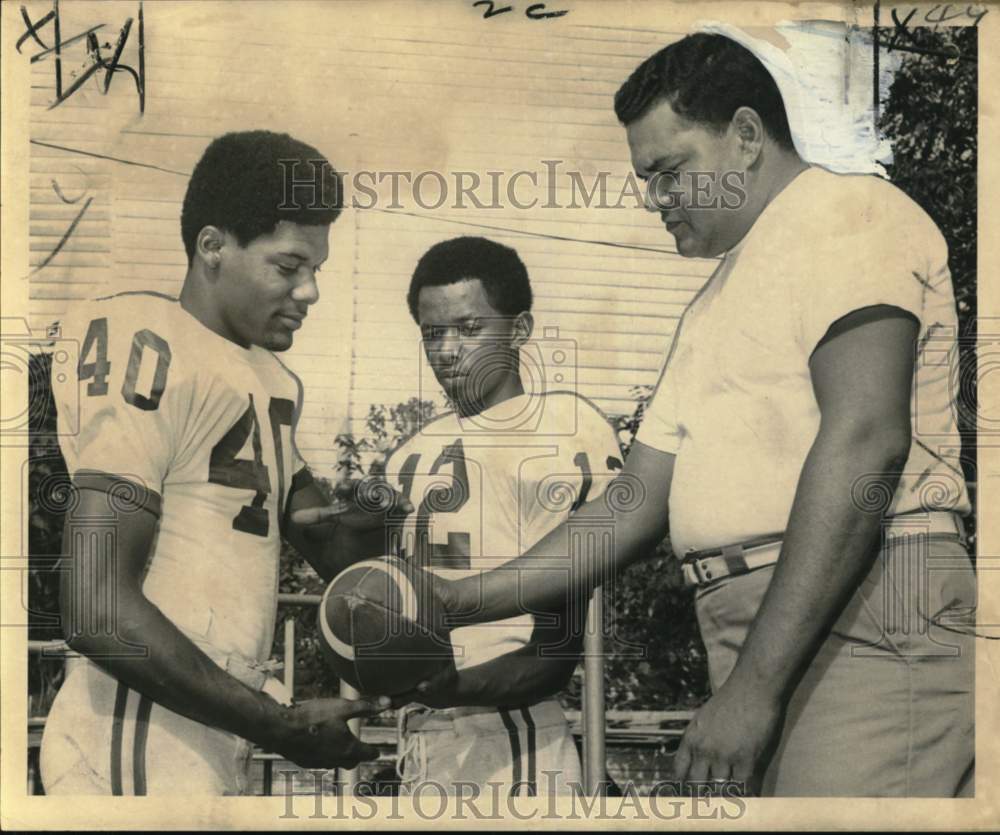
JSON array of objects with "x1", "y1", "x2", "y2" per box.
[
  {"x1": 452, "y1": 472, "x2": 669, "y2": 622},
  {"x1": 440, "y1": 651, "x2": 577, "y2": 708},
  {"x1": 67, "y1": 594, "x2": 287, "y2": 750},
  {"x1": 724, "y1": 428, "x2": 910, "y2": 701}
]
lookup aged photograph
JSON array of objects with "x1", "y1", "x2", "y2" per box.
[{"x1": 1, "y1": 0, "x2": 993, "y2": 827}]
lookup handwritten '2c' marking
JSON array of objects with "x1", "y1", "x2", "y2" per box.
[{"x1": 473, "y1": 1, "x2": 569, "y2": 20}]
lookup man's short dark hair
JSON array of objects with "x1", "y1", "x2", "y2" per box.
[
  {"x1": 181, "y1": 130, "x2": 342, "y2": 263},
  {"x1": 408, "y1": 236, "x2": 532, "y2": 321},
  {"x1": 614, "y1": 33, "x2": 795, "y2": 151}
]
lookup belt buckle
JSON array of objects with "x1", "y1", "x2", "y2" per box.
[
  {"x1": 682, "y1": 549, "x2": 703, "y2": 586},
  {"x1": 685, "y1": 552, "x2": 714, "y2": 586},
  {"x1": 697, "y1": 557, "x2": 725, "y2": 584}
]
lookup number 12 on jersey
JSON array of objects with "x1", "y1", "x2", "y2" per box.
[{"x1": 394, "y1": 440, "x2": 472, "y2": 569}]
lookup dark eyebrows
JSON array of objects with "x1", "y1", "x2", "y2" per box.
[{"x1": 419, "y1": 314, "x2": 482, "y2": 331}]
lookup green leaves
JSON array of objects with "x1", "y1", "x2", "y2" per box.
[{"x1": 879, "y1": 26, "x2": 977, "y2": 533}]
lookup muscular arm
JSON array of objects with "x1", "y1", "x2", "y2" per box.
[
  {"x1": 672, "y1": 306, "x2": 919, "y2": 784},
  {"x1": 728, "y1": 308, "x2": 917, "y2": 697},
  {"x1": 448, "y1": 443, "x2": 675, "y2": 622},
  {"x1": 424, "y1": 643, "x2": 580, "y2": 709},
  {"x1": 61, "y1": 486, "x2": 381, "y2": 767}
]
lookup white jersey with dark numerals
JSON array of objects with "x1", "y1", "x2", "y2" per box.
[
  {"x1": 52, "y1": 292, "x2": 305, "y2": 664},
  {"x1": 384, "y1": 391, "x2": 623, "y2": 671}
]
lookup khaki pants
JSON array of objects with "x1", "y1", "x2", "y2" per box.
[{"x1": 694, "y1": 534, "x2": 976, "y2": 797}]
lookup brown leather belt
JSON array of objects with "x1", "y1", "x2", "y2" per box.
[{"x1": 681, "y1": 512, "x2": 966, "y2": 588}]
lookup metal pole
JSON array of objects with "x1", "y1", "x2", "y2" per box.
[
  {"x1": 262, "y1": 759, "x2": 273, "y2": 797},
  {"x1": 283, "y1": 618, "x2": 295, "y2": 694},
  {"x1": 582, "y1": 586, "x2": 606, "y2": 795},
  {"x1": 338, "y1": 681, "x2": 362, "y2": 794}
]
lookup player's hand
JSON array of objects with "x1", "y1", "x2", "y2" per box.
[
  {"x1": 268, "y1": 695, "x2": 390, "y2": 769},
  {"x1": 670, "y1": 677, "x2": 783, "y2": 795},
  {"x1": 291, "y1": 477, "x2": 414, "y2": 532}
]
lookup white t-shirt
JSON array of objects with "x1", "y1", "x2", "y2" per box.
[
  {"x1": 54, "y1": 292, "x2": 306, "y2": 662},
  {"x1": 636, "y1": 167, "x2": 970, "y2": 556},
  {"x1": 384, "y1": 392, "x2": 623, "y2": 669}
]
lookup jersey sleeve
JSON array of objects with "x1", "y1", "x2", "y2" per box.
[
  {"x1": 519, "y1": 395, "x2": 623, "y2": 533},
  {"x1": 793, "y1": 186, "x2": 943, "y2": 357},
  {"x1": 285, "y1": 361, "x2": 309, "y2": 476},
  {"x1": 53, "y1": 304, "x2": 190, "y2": 515},
  {"x1": 571, "y1": 399, "x2": 625, "y2": 505}
]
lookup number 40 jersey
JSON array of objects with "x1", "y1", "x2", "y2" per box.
[
  {"x1": 384, "y1": 391, "x2": 624, "y2": 670},
  {"x1": 52, "y1": 292, "x2": 305, "y2": 664}
]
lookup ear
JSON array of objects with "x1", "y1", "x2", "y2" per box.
[
  {"x1": 195, "y1": 225, "x2": 225, "y2": 272},
  {"x1": 730, "y1": 106, "x2": 765, "y2": 167},
  {"x1": 511, "y1": 311, "x2": 533, "y2": 347}
]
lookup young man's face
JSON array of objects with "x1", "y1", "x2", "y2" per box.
[
  {"x1": 214, "y1": 220, "x2": 328, "y2": 351},
  {"x1": 416, "y1": 278, "x2": 527, "y2": 414},
  {"x1": 627, "y1": 99, "x2": 749, "y2": 258}
]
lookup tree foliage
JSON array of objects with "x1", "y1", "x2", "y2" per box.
[
  {"x1": 26, "y1": 353, "x2": 70, "y2": 714},
  {"x1": 878, "y1": 26, "x2": 978, "y2": 508}
]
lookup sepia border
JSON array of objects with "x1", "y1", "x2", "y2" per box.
[{"x1": 2, "y1": 0, "x2": 997, "y2": 829}]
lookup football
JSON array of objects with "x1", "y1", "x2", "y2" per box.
[{"x1": 317, "y1": 556, "x2": 454, "y2": 696}]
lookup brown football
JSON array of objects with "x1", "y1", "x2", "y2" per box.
[{"x1": 318, "y1": 556, "x2": 454, "y2": 696}]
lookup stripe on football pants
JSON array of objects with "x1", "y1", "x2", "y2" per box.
[
  {"x1": 133, "y1": 695, "x2": 153, "y2": 795},
  {"x1": 110, "y1": 681, "x2": 129, "y2": 795},
  {"x1": 499, "y1": 708, "x2": 523, "y2": 796},
  {"x1": 519, "y1": 707, "x2": 537, "y2": 796}
]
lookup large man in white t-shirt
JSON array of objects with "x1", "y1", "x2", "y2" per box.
[{"x1": 420, "y1": 33, "x2": 976, "y2": 796}]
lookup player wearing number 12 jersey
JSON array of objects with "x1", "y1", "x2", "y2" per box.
[
  {"x1": 40, "y1": 131, "x2": 384, "y2": 795},
  {"x1": 321, "y1": 237, "x2": 624, "y2": 795}
]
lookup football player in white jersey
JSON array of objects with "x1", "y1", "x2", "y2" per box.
[
  {"x1": 296, "y1": 237, "x2": 624, "y2": 795},
  {"x1": 41, "y1": 131, "x2": 389, "y2": 795}
]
